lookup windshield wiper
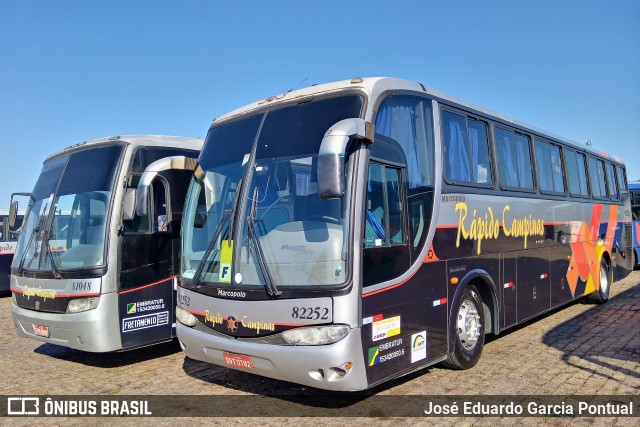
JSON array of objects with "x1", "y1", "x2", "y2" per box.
[
  {"x1": 43, "y1": 230, "x2": 62, "y2": 279},
  {"x1": 17, "y1": 226, "x2": 39, "y2": 276},
  {"x1": 190, "y1": 177, "x2": 244, "y2": 289},
  {"x1": 190, "y1": 209, "x2": 231, "y2": 289},
  {"x1": 247, "y1": 186, "x2": 281, "y2": 298}
]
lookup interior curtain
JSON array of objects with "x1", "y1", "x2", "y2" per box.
[
  {"x1": 448, "y1": 120, "x2": 470, "y2": 181},
  {"x1": 375, "y1": 101, "x2": 420, "y2": 188}
]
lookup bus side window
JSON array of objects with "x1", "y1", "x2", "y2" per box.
[
  {"x1": 606, "y1": 162, "x2": 619, "y2": 201},
  {"x1": 565, "y1": 149, "x2": 590, "y2": 197},
  {"x1": 153, "y1": 179, "x2": 170, "y2": 233},
  {"x1": 616, "y1": 165, "x2": 627, "y2": 194},
  {"x1": 363, "y1": 162, "x2": 410, "y2": 287},
  {"x1": 587, "y1": 156, "x2": 607, "y2": 199},
  {"x1": 495, "y1": 127, "x2": 534, "y2": 190},
  {"x1": 442, "y1": 111, "x2": 492, "y2": 185},
  {"x1": 364, "y1": 164, "x2": 404, "y2": 247},
  {"x1": 535, "y1": 139, "x2": 565, "y2": 194}
]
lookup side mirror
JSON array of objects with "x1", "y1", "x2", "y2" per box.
[
  {"x1": 136, "y1": 156, "x2": 198, "y2": 216},
  {"x1": 122, "y1": 188, "x2": 136, "y2": 221},
  {"x1": 8, "y1": 192, "x2": 32, "y2": 234},
  {"x1": 318, "y1": 118, "x2": 373, "y2": 199},
  {"x1": 8, "y1": 200, "x2": 18, "y2": 228}
]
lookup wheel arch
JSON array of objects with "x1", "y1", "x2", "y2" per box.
[{"x1": 451, "y1": 269, "x2": 500, "y2": 336}]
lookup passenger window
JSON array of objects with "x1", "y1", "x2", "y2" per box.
[
  {"x1": 606, "y1": 163, "x2": 619, "y2": 200},
  {"x1": 364, "y1": 164, "x2": 404, "y2": 248},
  {"x1": 443, "y1": 111, "x2": 492, "y2": 185},
  {"x1": 495, "y1": 127, "x2": 534, "y2": 190},
  {"x1": 535, "y1": 139, "x2": 565, "y2": 194},
  {"x1": 375, "y1": 95, "x2": 435, "y2": 188},
  {"x1": 616, "y1": 165, "x2": 627, "y2": 194},
  {"x1": 588, "y1": 157, "x2": 607, "y2": 199},
  {"x1": 565, "y1": 149, "x2": 589, "y2": 197}
]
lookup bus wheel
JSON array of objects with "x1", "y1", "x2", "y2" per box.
[
  {"x1": 443, "y1": 285, "x2": 484, "y2": 369},
  {"x1": 587, "y1": 258, "x2": 611, "y2": 304}
]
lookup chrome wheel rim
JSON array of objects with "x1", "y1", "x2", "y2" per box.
[{"x1": 457, "y1": 296, "x2": 482, "y2": 351}]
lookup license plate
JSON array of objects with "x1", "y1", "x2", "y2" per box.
[
  {"x1": 33, "y1": 324, "x2": 49, "y2": 338},
  {"x1": 223, "y1": 352, "x2": 254, "y2": 370}
]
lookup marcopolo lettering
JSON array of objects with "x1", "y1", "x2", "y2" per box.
[{"x1": 217, "y1": 289, "x2": 247, "y2": 298}]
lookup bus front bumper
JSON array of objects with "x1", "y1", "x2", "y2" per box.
[
  {"x1": 177, "y1": 323, "x2": 369, "y2": 391},
  {"x1": 12, "y1": 292, "x2": 122, "y2": 352}
]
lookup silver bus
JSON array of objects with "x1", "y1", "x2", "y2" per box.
[
  {"x1": 172, "y1": 78, "x2": 631, "y2": 391},
  {"x1": 11, "y1": 135, "x2": 202, "y2": 352}
]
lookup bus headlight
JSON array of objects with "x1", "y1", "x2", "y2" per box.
[
  {"x1": 66, "y1": 297, "x2": 100, "y2": 313},
  {"x1": 176, "y1": 306, "x2": 197, "y2": 327},
  {"x1": 281, "y1": 325, "x2": 350, "y2": 346}
]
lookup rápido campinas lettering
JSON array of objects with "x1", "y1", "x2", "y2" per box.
[
  {"x1": 241, "y1": 316, "x2": 275, "y2": 334},
  {"x1": 204, "y1": 310, "x2": 275, "y2": 334},
  {"x1": 22, "y1": 285, "x2": 56, "y2": 301},
  {"x1": 455, "y1": 202, "x2": 544, "y2": 254}
]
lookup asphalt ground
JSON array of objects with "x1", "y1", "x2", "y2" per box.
[{"x1": 0, "y1": 270, "x2": 638, "y2": 426}]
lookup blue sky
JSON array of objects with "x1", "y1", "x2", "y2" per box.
[{"x1": 1, "y1": 0, "x2": 639, "y2": 207}]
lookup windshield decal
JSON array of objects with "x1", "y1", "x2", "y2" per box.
[{"x1": 219, "y1": 240, "x2": 234, "y2": 283}]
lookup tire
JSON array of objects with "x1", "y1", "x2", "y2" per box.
[
  {"x1": 442, "y1": 285, "x2": 485, "y2": 369},
  {"x1": 558, "y1": 231, "x2": 568, "y2": 246},
  {"x1": 587, "y1": 258, "x2": 611, "y2": 304}
]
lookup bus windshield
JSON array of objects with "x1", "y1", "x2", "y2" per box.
[
  {"x1": 181, "y1": 95, "x2": 363, "y2": 291},
  {"x1": 14, "y1": 145, "x2": 124, "y2": 273}
]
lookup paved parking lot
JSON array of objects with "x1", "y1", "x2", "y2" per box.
[{"x1": 0, "y1": 271, "x2": 638, "y2": 427}]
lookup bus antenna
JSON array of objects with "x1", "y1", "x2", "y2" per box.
[{"x1": 287, "y1": 77, "x2": 309, "y2": 93}]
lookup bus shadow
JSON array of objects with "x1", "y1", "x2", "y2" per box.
[
  {"x1": 182, "y1": 356, "x2": 429, "y2": 410},
  {"x1": 33, "y1": 339, "x2": 182, "y2": 367},
  {"x1": 541, "y1": 283, "x2": 640, "y2": 389}
]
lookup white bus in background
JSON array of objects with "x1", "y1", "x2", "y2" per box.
[
  {"x1": 0, "y1": 193, "x2": 30, "y2": 294},
  {"x1": 11, "y1": 135, "x2": 202, "y2": 351}
]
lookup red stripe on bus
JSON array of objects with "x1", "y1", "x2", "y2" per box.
[
  {"x1": 0, "y1": 252, "x2": 15, "y2": 256},
  {"x1": 186, "y1": 309, "x2": 206, "y2": 317},
  {"x1": 274, "y1": 322, "x2": 308, "y2": 327},
  {"x1": 118, "y1": 276, "x2": 176, "y2": 294},
  {"x1": 56, "y1": 292, "x2": 101, "y2": 298},
  {"x1": 362, "y1": 279, "x2": 410, "y2": 297}
]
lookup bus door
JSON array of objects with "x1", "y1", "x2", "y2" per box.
[{"x1": 118, "y1": 154, "x2": 196, "y2": 349}]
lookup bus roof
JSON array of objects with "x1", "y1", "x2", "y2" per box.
[
  {"x1": 628, "y1": 181, "x2": 640, "y2": 190},
  {"x1": 212, "y1": 77, "x2": 622, "y2": 165},
  {"x1": 45, "y1": 135, "x2": 203, "y2": 162}
]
